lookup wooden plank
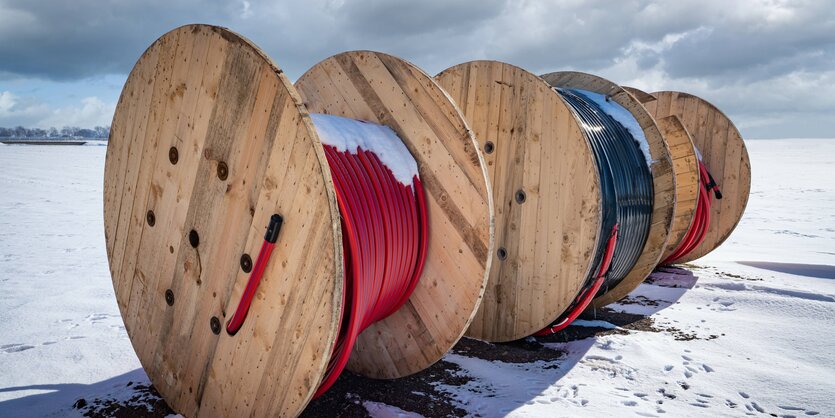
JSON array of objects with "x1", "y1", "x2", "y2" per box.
[
  {"x1": 104, "y1": 25, "x2": 341, "y2": 417},
  {"x1": 296, "y1": 51, "x2": 494, "y2": 376},
  {"x1": 437, "y1": 62, "x2": 600, "y2": 342}
]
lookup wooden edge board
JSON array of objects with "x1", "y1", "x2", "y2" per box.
[
  {"x1": 296, "y1": 51, "x2": 495, "y2": 378},
  {"x1": 622, "y1": 86, "x2": 657, "y2": 104}
]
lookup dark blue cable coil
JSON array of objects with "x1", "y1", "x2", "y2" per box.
[{"x1": 555, "y1": 88, "x2": 654, "y2": 302}]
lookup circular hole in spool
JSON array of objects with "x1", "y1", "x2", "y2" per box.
[
  {"x1": 168, "y1": 147, "x2": 178, "y2": 165},
  {"x1": 515, "y1": 189, "x2": 526, "y2": 204},
  {"x1": 484, "y1": 141, "x2": 495, "y2": 154},
  {"x1": 165, "y1": 289, "x2": 174, "y2": 306},
  {"x1": 188, "y1": 230, "x2": 200, "y2": 248},
  {"x1": 217, "y1": 161, "x2": 228, "y2": 181},
  {"x1": 240, "y1": 254, "x2": 253, "y2": 273},
  {"x1": 146, "y1": 210, "x2": 155, "y2": 227},
  {"x1": 210, "y1": 316, "x2": 221, "y2": 335},
  {"x1": 497, "y1": 247, "x2": 507, "y2": 260}
]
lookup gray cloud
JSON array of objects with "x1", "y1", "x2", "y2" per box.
[{"x1": 0, "y1": 0, "x2": 833, "y2": 137}]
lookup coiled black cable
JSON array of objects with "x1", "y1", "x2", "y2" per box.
[{"x1": 556, "y1": 88, "x2": 654, "y2": 299}]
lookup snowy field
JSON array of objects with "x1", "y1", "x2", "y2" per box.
[{"x1": 0, "y1": 139, "x2": 833, "y2": 417}]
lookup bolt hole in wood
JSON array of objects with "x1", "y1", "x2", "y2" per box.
[
  {"x1": 165, "y1": 289, "x2": 174, "y2": 306},
  {"x1": 210, "y1": 316, "x2": 221, "y2": 335},
  {"x1": 168, "y1": 146, "x2": 178, "y2": 165},
  {"x1": 515, "y1": 189, "x2": 526, "y2": 204},
  {"x1": 188, "y1": 230, "x2": 199, "y2": 248},
  {"x1": 146, "y1": 210, "x2": 155, "y2": 227},
  {"x1": 484, "y1": 141, "x2": 495, "y2": 154},
  {"x1": 240, "y1": 253, "x2": 253, "y2": 273},
  {"x1": 497, "y1": 247, "x2": 508, "y2": 260},
  {"x1": 217, "y1": 161, "x2": 228, "y2": 181}
]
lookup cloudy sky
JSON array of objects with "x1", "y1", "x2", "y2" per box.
[{"x1": 0, "y1": 0, "x2": 832, "y2": 138}]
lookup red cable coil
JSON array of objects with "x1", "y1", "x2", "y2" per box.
[
  {"x1": 314, "y1": 144, "x2": 428, "y2": 397},
  {"x1": 661, "y1": 160, "x2": 721, "y2": 265},
  {"x1": 535, "y1": 224, "x2": 619, "y2": 336}
]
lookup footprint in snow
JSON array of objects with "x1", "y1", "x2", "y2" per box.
[
  {"x1": 1, "y1": 343, "x2": 34, "y2": 353},
  {"x1": 778, "y1": 405, "x2": 821, "y2": 416}
]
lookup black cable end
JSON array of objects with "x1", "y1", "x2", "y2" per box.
[
  {"x1": 265, "y1": 214, "x2": 283, "y2": 243},
  {"x1": 714, "y1": 189, "x2": 723, "y2": 200}
]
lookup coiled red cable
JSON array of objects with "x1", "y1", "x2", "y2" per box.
[
  {"x1": 314, "y1": 143, "x2": 428, "y2": 397},
  {"x1": 535, "y1": 224, "x2": 619, "y2": 336},
  {"x1": 661, "y1": 159, "x2": 721, "y2": 265}
]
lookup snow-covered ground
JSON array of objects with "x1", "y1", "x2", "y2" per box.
[{"x1": 1, "y1": 139, "x2": 833, "y2": 417}]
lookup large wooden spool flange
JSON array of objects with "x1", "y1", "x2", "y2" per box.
[
  {"x1": 295, "y1": 52, "x2": 494, "y2": 378},
  {"x1": 435, "y1": 61, "x2": 601, "y2": 342},
  {"x1": 645, "y1": 91, "x2": 751, "y2": 262},
  {"x1": 104, "y1": 25, "x2": 342, "y2": 417},
  {"x1": 623, "y1": 87, "x2": 700, "y2": 262},
  {"x1": 539, "y1": 72, "x2": 676, "y2": 308}
]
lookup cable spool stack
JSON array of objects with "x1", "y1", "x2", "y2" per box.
[
  {"x1": 104, "y1": 25, "x2": 493, "y2": 417},
  {"x1": 103, "y1": 23, "x2": 750, "y2": 417}
]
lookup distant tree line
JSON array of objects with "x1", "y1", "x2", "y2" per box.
[{"x1": 0, "y1": 126, "x2": 110, "y2": 139}]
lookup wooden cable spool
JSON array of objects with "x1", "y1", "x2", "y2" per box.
[
  {"x1": 643, "y1": 91, "x2": 751, "y2": 263},
  {"x1": 295, "y1": 51, "x2": 494, "y2": 379},
  {"x1": 623, "y1": 87, "x2": 700, "y2": 263},
  {"x1": 104, "y1": 25, "x2": 492, "y2": 417},
  {"x1": 436, "y1": 61, "x2": 602, "y2": 342},
  {"x1": 535, "y1": 72, "x2": 676, "y2": 309}
]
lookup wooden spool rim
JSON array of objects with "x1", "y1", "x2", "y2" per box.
[
  {"x1": 648, "y1": 91, "x2": 751, "y2": 262},
  {"x1": 538, "y1": 71, "x2": 676, "y2": 308},
  {"x1": 105, "y1": 24, "x2": 343, "y2": 417},
  {"x1": 296, "y1": 51, "x2": 494, "y2": 378},
  {"x1": 434, "y1": 60, "x2": 601, "y2": 342},
  {"x1": 623, "y1": 87, "x2": 700, "y2": 263}
]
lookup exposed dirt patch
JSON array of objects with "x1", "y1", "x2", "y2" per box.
[
  {"x1": 451, "y1": 336, "x2": 566, "y2": 363},
  {"x1": 75, "y1": 382, "x2": 173, "y2": 418},
  {"x1": 302, "y1": 359, "x2": 470, "y2": 417}
]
